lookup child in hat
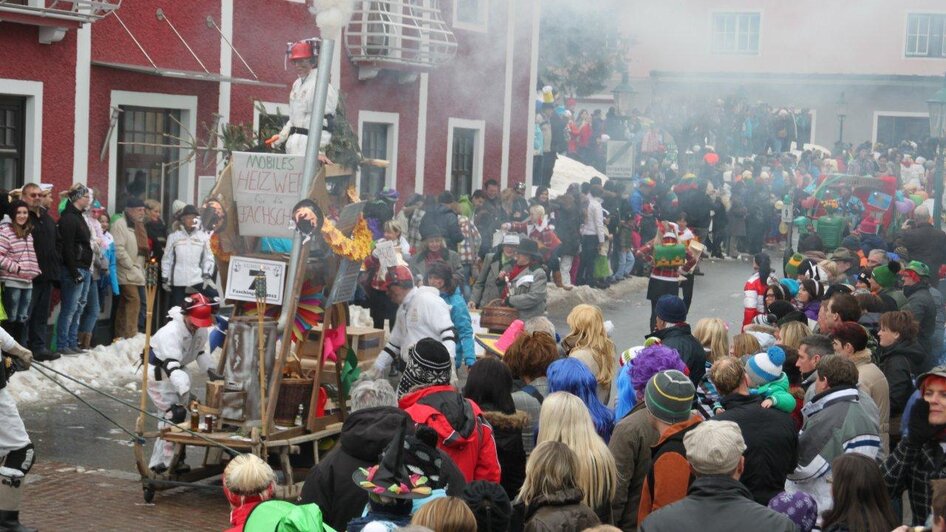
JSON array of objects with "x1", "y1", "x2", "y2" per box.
[{"x1": 745, "y1": 346, "x2": 797, "y2": 414}]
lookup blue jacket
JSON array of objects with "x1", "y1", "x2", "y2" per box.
[
  {"x1": 100, "y1": 241, "x2": 120, "y2": 295},
  {"x1": 441, "y1": 287, "x2": 476, "y2": 367}
]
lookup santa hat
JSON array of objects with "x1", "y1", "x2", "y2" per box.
[{"x1": 746, "y1": 346, "x2": 786, "y2": 387}]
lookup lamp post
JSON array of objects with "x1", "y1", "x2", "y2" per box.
[
  {"x1": 612, "y1": 68, "x2": 636, "y2": 117},
  {"x1": 927, "y1": 73, "x2": 946, "y2": 229},
  {"x1": 836, "y1": 91, "x2": 847, "y2": 146}
]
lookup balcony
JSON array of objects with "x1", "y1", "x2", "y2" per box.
[
  {"x1": 345, "y1": 0, "x2": 457, "y2": 78},
  {"x1": 0, "y1": 0, "x2": 120, "y2": 43}
]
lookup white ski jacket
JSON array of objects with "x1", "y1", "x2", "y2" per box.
[
  {"x1": 148, "y1": 308, "x2": 212, "y2": 392},
  {"x1": 375, "y1": 286, "x2": 457, "y2": 371},
  {"x1": 162, "y1": 228, "x2": 214, "y2": 287}
]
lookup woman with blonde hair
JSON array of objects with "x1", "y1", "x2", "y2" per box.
[
  {"x1": 411, "y1": 496, "x2": 477, "y2": 532},
  {"x1": 223, "y1": 453, "x2": 276, "y2": 531},
  {"x1": 562, "y1": 304, "x2": 617, "y2": 404},
  {"x1": 693, "y1": 318, "x2": 729, "y2": 362},
  {"x1": 778, "y1": 320, "x2": 811, "y2": 350},
  {"x1": 730, "y1": 333, "x2": 761, "y2": 359},
  {"x1": 537, "y1": 392, "x2": 617, "y2": 524},
  {"x1": 515, "y1": 440, "x2": 600, "y2": 531}
]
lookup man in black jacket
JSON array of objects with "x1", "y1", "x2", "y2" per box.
[
  {"x1": 298, "y1": 379, "x2": 465, "y2": 530},
  {"x1": 711, "y1": 357, "x2": 798, "y2": 505},
  {"x1": 56, "y1": 184, "x2": 94, "y2": 355},
  {"x1": 22, "y1": 183, "x2": 61, "y2": 361},
  {"x1": 901, "y1": 261, "x2": 939, "y2": 370},
  {"x1": 646, "y1": 295, "x2": 706, "y2": 385},
  {"x1": 896, "y1": 205, "x2": 946, "y2": 288}
]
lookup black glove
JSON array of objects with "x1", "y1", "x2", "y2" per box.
[
  {"x1": 907, "y1": 399, "x2": 946, "y2": 447},
  {"x1": 166, "y1": 404, "x2": 188, "y2": 424},
  {"x1": 207, "y1": 368, "x2": 224, "y2": 382}
]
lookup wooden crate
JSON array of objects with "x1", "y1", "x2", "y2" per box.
[{"x1": 300, "y1": 325, "x2": 384, "y2": 362}]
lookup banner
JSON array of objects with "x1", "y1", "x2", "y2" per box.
[{"x1": 231, "y1": 151, "x2": 306, "y2": 238}]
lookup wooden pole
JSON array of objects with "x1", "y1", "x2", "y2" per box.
[
  {"x1": 138, "y1": 259, "x2": 160, "y2": 428},
  {"x1": 254, "y1": 269, "x2": 268, "y2": 436}
]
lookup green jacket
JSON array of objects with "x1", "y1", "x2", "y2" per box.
[{"x1": 751, "y1": 373, "x2": 796, "y2": 414}]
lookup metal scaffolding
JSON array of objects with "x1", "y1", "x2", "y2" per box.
[{"x1": 345, "y1": 0, "x2": 457, "y2": 70}]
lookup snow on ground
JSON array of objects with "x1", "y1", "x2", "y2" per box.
[
  {"x1": 547, "y1": 276, "x2": 648, "y2": 308},
  {"x1": 10, "y1": 335, "x2": 147, "y2": 404}
]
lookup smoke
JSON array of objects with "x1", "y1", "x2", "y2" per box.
[{"x1": 310, "y1": 0, "x2": 355, "y2": 41}]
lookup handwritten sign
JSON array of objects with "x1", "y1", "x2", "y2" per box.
[
  {"x1": 374, "y1": 240, "x2": 399, "y2": 270},
  {"x1": 231, "y1": 151, "x2": 306, "y2": 237},
  {"x1": 225, "y1": 256, "x2": 287, "y2": 305}
]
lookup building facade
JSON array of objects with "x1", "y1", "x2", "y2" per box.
[
  {"x1": 621, "y1": 0, "x2": 946, "y2": 149},
  {"x1": 0, "y1": 0, "x2": 539, "y2": 219}
]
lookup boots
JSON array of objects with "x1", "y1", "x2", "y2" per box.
[
  {"x1": 78, "y1": 332, "x2": 92, "y2": 350},
  {"x1": 0, "y1": 511, "x2": 37, "y2": 532},
  {"x1": 0, "y1": 481, "x2": 36, "y2": 532},
  {"x1": 553, "y1": 271, "x2": 573, "y2": 291}
]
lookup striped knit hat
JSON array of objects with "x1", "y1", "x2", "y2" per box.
[
  {"x1": 396, "y1": 338, "x2": 452, "y2": 397},
  {"x1": 746, "y1": 346, "x2": 786, "y2": 387},
  {"x1": 644, "y1": 369, "x2": 695, "y2": 424}
]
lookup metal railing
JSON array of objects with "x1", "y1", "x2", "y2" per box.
[
  {"x1": 0, "y1": 0, "x2": 121, "y2": 23},
  {"x1": 345, "y1": 0, "x2": 457, "y2": 69}
]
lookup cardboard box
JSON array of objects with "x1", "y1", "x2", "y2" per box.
[{"x1": 300, "y1": 325, "x2": 384, "y2": 362}]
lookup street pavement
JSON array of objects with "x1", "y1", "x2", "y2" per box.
[{"x1": 15, "y1": 253, "x2": 758, "y2": 529}]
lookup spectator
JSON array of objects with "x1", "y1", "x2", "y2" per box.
[
  {"x1": 112, "y1": 198, "x2": 147, "y2": 340},
  {"x1": 161, "y1": 205, "x2": 214, "y2": 309},
  {"x1": 870, "y1": 260, "x2": 906, "y2": 310},
  {"x1": 0, "y1": 200, "x2": 40, "y2": 346},
  {"x1": 455, "y1": 208, "x2": 481, "y2": 301},
  {"x1": 502, "y1": 331, "x2": 557, "y2": 454},
  {"x1": 411, "y1": 497, "x2": 477, "y2": 532},
  {"x1": 418, "y1": 192, "x2": 463, "y2": 250},
  {"x1": 463, "y1": 358, "x2": 528, "y2": 499},
  {"x1": 77, "y1": 198, "x2": 109, "y2": 350},
  {"x1": 410, "y1": 231, "x2": 462, "y2": 283},
  {"x1": 505, "y1": 205, "x2": 564, "y2": 288},
  {"x1": 401, "y1": 193, "x2": 427, "y2": 252},
  {"x1": 796, "y1": 279, "x2": 824, "y2": 325},
  {"x1": 609, "y1": 344, "x2": 686, "y2": 531},
  {"x1": 502, "y1": 184, "x2": 530, "y2": 224},
  {"x1": 561, "y1": 304, "x2": 617, "y2": 404},
  {"x1": 513, "y1": 441, "x2": 601, "y2": 532},
  {"x1": 143, "y1": 198, "x2": 167, "y2": 261},
  {"x1": 896, "y1": 205, "x2": 946, "y2": 288},
  {"x1": 877, "y1": 310, "x2": 925, "y2": 435},
  {"x1": 639, "y1": 420, "x2": 795, "y2": 532},
  {"x1": 778, "y1": 320, "x2": 812, "y2": 350},
  {"x1": 730, "y1": 333, "x2": 761, "y2": 358},
  {"x1": 820, "y1": 454, "x2": 898, "y2": 532},
  {"x1": 693, "y1": 318, "x2": 729, "y2": 363},
  {"x1": 786, "y1": 356, "x2": 881, "y2": 513},
  {"x1": 461, "y1": 481, "x2": 512, "y2": 532},
  {"x1": 550, "y1": 185, "x2": 582, "y2": 288},
  {"x1": 500, "y1": 238, "x2": 548, "y2": 321},
  {"x1": 22, "y1": 183, "x2": 61, "y2": 360},
  {"x1": 817, "y1": 292, "x2": 860, "y2": 335},
  {"x1": 900, "y1": 260, "x2": 938, "y2": 368},
  {"x1": 578, "y1": 185, "x2": 607, "y2": 286},
  {"x1": 470, "y1": 233, "x2": 518, "y2": 311},
  {"x1": 646, "y1": 295, "x2": 706, "y2": 386},
  {"x1": 56, "y1": 183, "x2": 94, "y2": 355},
  {"x1": 711, "y1": 357, "x2": 799, "y2": 504},
  {"x1": 637, "y1": 369, "x2": 701, "y2": 524},
  {"x1": 830, "y1": 321, "x2": 891, "y2": 451},
  {"x1": 797, "y1": 334, "x2": 834, "y2": 393},
  {"x1": 223, "y1": 453, "x2": 276, "y2": 532},
  {"x1": 474, "y1": 180, "x2": 506, "y2": 257},
  {"x1": 767, "y1": 492, "x2": 818, "y2": 532},
  {"x1": 398, "y1": 338, "x2": 500, "y2": 483},
  {"x1": 537, "y1": 392, "x2": 617, "y2": 524},
  {"x1": 425, "y1": 261, "x2": 475, "y2": 371},
  {"x1": 547, "y1": 358, "x2": 615, "y2": 442}
]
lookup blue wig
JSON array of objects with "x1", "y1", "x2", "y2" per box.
[
  {"x1": 547, "y1": 357, "x2": 615, "y2": 442},
  {"x1": 614, "y1": 362, "x2": 635, "y2": 420}
]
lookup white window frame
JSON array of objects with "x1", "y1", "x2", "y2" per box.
[
  {"x1": 357, "y1": 110, "x2": 400, "y2": 193},
  {"x1": 710, "y1": 12, "x2": 761, "y2": 55},
  {"x1": 906, "y1": 13, "x2": 933, "y2": 57},
  {"x1": 0, "y1": 79, "x2": 42, "y2": 183},
  {"x1": 444, "y1": 117, "x2": 485, "y2": 195},
  {"x1": 871, "y1": 111, "x2": 930, "y2": 145},
  {"x1": 252, "y1": 100, "x2": 290, "y2": 134},
  {"x1": 107, "y1": 90, "x2": 198, "y2": 216},
  {"x1": 453, "y1": 0, "x2": 489, "y2": 33}
]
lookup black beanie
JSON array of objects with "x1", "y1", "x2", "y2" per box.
[{"x1": 461, "y1": 481, "x2": 512, "y2": 532}]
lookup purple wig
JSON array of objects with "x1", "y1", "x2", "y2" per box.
[{"x1": 629, "y1": 344, "x2": 686, "y2": 399}]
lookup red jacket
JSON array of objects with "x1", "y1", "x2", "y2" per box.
[
  {"x1": 399, "y1": 385, "x2": 501, "y2": 483},
  {"x1": 742, "y1": 272, "x2": 769, "y2": 327},
  {"x1": 225, "y1": 501, "x2": 261, "y2": 532}
]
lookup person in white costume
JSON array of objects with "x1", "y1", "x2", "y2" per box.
[
  {"x1": 0, "y1": 326, "x2": 36, "y2": 532},
  {"x1": 265, "y1": 39, "x2": 339, "y2": 156},
  {"x1": 146, "y1": 293, "x2": 217, "y2": 473}
]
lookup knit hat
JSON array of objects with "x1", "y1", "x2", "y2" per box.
[
  {"x1": 759, "y1": 300, "x2": 795, "y2": 326},
  {"x1": 396, "y1": 338, "x2": 452, "y2": 397},
  {"x1": 644, "y1": 369, "x2": 695, "y2": 424},
  {"x1": 784, "y1": 252, "x2": 805, "y2": 276},
  {"x1": 655, "y1": 295, "x2": 688, "y2": 324},
  {"x1": 461, "y1": 481, "x2": 512, "y2": 532},
  {"x1": 683, "y1": 420, "x2": 746, "y2": 475},
  {"x1": 871, "y1": 261, "x2": 900, "y2": 288},
  {"x1": 767, "y1": 492, "x2": 818, "y2": 532},
  {"x1": 746, "y1": 346, "x2": 785, "y2": 387},
  {"x1": 904, "y1": 260, "x2": 930, "y2": 278},
  {"x1": 779, "y1": 278, "x2": 799, "y2": 297},
  {"x1": 798, "y1": 259, "x2": 825, "y2": 281}
]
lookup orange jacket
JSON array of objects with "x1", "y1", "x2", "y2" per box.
[{"x1": 638, "y1": 416, "x2": 702, "y2": 524}]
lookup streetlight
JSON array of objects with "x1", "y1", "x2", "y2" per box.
[
  {"x1": 927, "y1": 73, "x2": 946, "y2": 229},
  {"x1": 836, "y1": 91, "x2": 847, "y2": 146},
  {"x1": 612, "y1": 68, "x2": 636, "y2": 117}
]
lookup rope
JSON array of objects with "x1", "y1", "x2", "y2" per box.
[{"x1": 31, "y1": 361, "x2": 242, "y2": 456}]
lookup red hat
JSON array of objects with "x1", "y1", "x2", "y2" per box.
[
  {"x1": 183, "y1": 293, "x2": 215, "y2": 328},
  {"x1": 703, "y1": 152, "x2": 720, "y2": 166},
  {"x1": 385, "y1": 265, "x2": 414, "y2": 288},
  {"x1": 288, "y1": 40, "x2": 316, "y2": 61}
]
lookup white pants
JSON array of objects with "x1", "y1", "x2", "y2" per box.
[
  {"x1": 0, "y1": 388, "x2": 29, "y2": 458},
  {"x1": 147, "y1": 370, "x2": 182, "y2": 469},
  {"x1": 559, "y1": 255, "x2": 574, "y2": 287},
  {"x1": 285, "y1": 131, "x2": 332, "y2": 156}
]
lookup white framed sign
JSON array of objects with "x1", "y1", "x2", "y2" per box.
[
  {"x1": 225, "y1": 256, "x2": 287, "y2": 305},
  {"x1": 230, "y1": 151, "x2": 306, "y2": 238}
]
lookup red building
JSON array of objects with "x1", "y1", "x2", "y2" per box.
[{"x1": 0, "y1": 0, "x2": 540, "y2": 219}]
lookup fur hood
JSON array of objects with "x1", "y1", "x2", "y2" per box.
[{"x1": 481, "y1": 409, "x2": 531, "y2": 431}]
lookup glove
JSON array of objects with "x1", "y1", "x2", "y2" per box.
[
  {"x1": 162, "y1": 281, "x2": 171, "y2": 292},
  {"x1": 7, "y1": 344, "x2": 31, "y2": 370},
  {"x1": 207, "y1": 368, "x2": 224, "y2": 381},
  {"x1": 166, "y1": 404, "x2": 188, "y2": 424},
  {"x1": 169, "y1": 370, "x2": 191, "y2": 397},
  {"x1": 907, "y1": 399, "x2": 946, "y2": 446},
  {"x1": 265, "y1": 134, "x2": 282, "y2": 147}
]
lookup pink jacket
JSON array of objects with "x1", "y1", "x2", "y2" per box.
[{"x1": 0, "y1": 223, "x2": 40, "y2": 284}]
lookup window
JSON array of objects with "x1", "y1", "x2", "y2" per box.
[
  {"x1": 116, "y1": 106, "x2": 182, "y2": 220},
  {"x1": 451, "y1": 128, "x2": 476, "y2": 195},
  {"x1": 906, "y1": 14, "x2": 946, "y2": 57},
  {"x1": 712, "y1": 13, "x2": 760, "y2": 54},
  {"x1": 876, "y1": 115, "x2": 930, "y2": 147},
  {"x1": 361, "y1": 123, "x2": 390, "y2": 197},
  {"x1": 454, "y1": 0, "x2": 488, "y2": 32},
  {"x1": 0, "y1": 97, "x2": 25, "y2": 191}
]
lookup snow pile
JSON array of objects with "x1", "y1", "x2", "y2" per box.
[
  {"x1": 548, "y1": 156, "x2": 608, "y2": 198},
  {"x1": 9, "y1": 335, "x2": 146, "y2": 404},
  {"x1": 547, "y1": 276, "x2": 648, "y2": 308}
]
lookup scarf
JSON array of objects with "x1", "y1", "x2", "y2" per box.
[
  {"x1": 131, "y1": 216, "x2": 149, "y2": 256},
  {"x1": 502, "y1": 264, "x2": 528, "y2": 299}
]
